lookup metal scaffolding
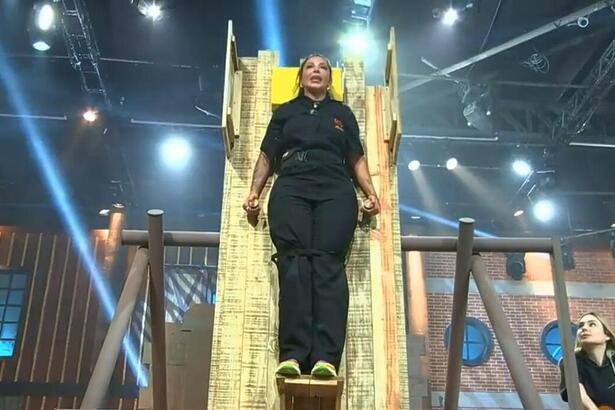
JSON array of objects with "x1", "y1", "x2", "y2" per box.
[
  {"x1": 57, "y1": 0, "x2": 110, "y2": 108},
  {"x1": 557, "y1": 39, "x2": 615, "y2": 141},
  {"x1": 398, "y1": 1, "x2": 614, "y2": 93}
]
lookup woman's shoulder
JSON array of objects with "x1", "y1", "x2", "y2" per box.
[
  {"x1": 328, "y1": 99, "x2": 355, "y2": 116},
  {"x1": 271, "y1": 100, "x2": 297, "y2": 119}
]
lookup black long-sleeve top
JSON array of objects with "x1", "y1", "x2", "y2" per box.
[{"x1": 260, "y1": 93, "x2": 364, "y2": 199}]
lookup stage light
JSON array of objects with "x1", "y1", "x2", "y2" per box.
[
  {"x1": 513, "y1": 209, "x2": 524, "y2": 217},
  {"x1": 512, "y1": 160, "x2": 532, "y2": 176},
  {"x1": 408, "y1": 160, "x2": 421, "y2": 171},
  {"x1": 99, "y1": 209, "x2": 110, "y2": 216},
  {"x1": 37, "y1": 3, "x2": 55, "y2": 31},
  {"x1": 611, "y1": 223, "x2": 615, "y2": 228},
  {"x1": 32, "y1": 41, "x2": 51, "y2": 51},
  {"x1": 340, "y1": 28, "x2": 372, "y2": 56},
  {"x1": 506, "y1": 253, "x2": 526, "y2": 280},
  {"x1": 145, "y1": 4, "x2": 161, "y2": 20},
  {"x1": 133, "y1": 1, "x2": 162, "y2": 21},
  {"x1": 576, "y1": 16, "x2": 589, "y2": 28},
  {"x1": 442, "y1": 8, "x2": 459, "y2": 26},
  {"x1": 29, "y1": 2, "x2": 57, "y2": 51},
  {"x1": 160, "y1": 136, "x2": 191, "y2": 169},
  {"x1": 446, "y1": 157, "x2": 458, "y2": 170},
  {"x1": 83, "y1": 109, "x2": 98, "y2": 123},
  {"x1": 561, "y1": 240, "x2": 575, "y2": 270},
  {"x1": 533, "y1": 199, "x2": 555, "y2": 222},
  {"x1": 462, "y1": 84, "x2": 492, "y2": 132}
]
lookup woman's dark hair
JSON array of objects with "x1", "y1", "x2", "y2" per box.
[{"x1": 294, "y1": 53, "x2": 333, "y2": 94}]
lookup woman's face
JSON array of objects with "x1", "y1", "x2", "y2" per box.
[
  {"x1": 300, "y1": 56, "x2": 331, "y2": 95},
  {"x1": 578, "y1": 314, "x2": 610, "y2": 347}
]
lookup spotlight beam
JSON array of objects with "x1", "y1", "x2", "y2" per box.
[
  {"x1": 0, "y1": 46, "x2": 146, "y2": 382},
  {"x1": 400, "y1": 203, "x2": 496, "y2": 238},
  {"x1": 408, "y1": 168, "x2": 445, "y2": 217},
  {"x1": 258, "y1": 0, "x2": 285, "y2": 65}
]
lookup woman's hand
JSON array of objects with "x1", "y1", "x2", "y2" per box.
[
  {"x1": 361, "y1": 194, "x2": 380, "y2": 217},
  {"x1": 243, "y1": 192, "x2": 261, "y2": 226}
]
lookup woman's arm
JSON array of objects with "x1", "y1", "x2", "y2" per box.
[
  {"x1": 579, "y1": 383, "x2": 599, "y2": 410},
  {"x1": 343, "y1": 105, "x2": 379, "y2": 216},
  {"x1": 349, "y1": 154, "x2": 380, "y2": 216},
  {"x1": 244, "y1": 105, "x2": 284, "y2": 225},
  {"x1": 249, "y1": 152, "x2": 272, "y2": 197},
  {"x1": 351, "y1": 155, "x2": 376, "y2": 198},
  {"x1": 243, "y1": 152, "x2": 272, "y2": 226}
]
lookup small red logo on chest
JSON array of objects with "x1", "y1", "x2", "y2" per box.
[{"x1": 333, "y1": 118, "x2": 345, "y2": 132}]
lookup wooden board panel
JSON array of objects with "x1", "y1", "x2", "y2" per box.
[
  {"x1": 384, "y1": 27, "x2": 402, "y2": 162},
  {"x1": 208, "y1": 51, "x2": 280, "y2": 409},
  {"x1": 342, "y1": 57, "x2": 377, "y2": 410},
  {"x1": 369, "y1": 84, "x2": 409, "y2": 409}
]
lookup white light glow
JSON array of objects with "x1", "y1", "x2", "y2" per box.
[
  {"x1": 533, "y1": 200, "x2": 555, "y2": 222},
  {"x1": 145, "y1": 4, "x2": 161, "y2": 20},
  {"x1": 160, "y1": 136, "x2": 191, "y2": 169},
  {"x1": 37, "y1": 4, "x2": 55, "y2": 31},
  {"x1": 442, "y1": 8, "x2": 459, "y2": 26},
  {"x1": 513, "y1": 209, "x2": 524, "y2": 217},
  {"x1": 512, "y1": 160, "x2": 532, "y2": 176},
  {"x1": 83, "y1": 109, "x2": 98, "y2": 123},
  {"x1": 446, "y1": 157, "x2": 458, "y2": 170},
  {"x1": 408, "y1": 160, "x2": 421, "y2": 171},
  {"x1": 32, "y1": 41, "x2": 51, "y2": 51},
  {"x1": 339, "y1": 29, "x2": 372, "y2": 56}
]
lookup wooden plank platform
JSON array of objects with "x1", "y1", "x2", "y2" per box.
[{"x1": 276, "y1": 376, "x2": 344, "y2": 410}]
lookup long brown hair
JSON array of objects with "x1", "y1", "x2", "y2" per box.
[
  {"x1": 574, "y1": 311, "x2": 615, "y2": 356},
  {"x1": 294, "y1": 53, "x2": 333, "y2": 94}
]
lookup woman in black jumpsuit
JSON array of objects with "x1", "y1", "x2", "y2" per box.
[{"x1": 243, "y1": 54, "x2": 380, "y2": 378}]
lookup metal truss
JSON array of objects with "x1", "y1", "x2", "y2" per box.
[
  {"x1": 556, "y1": 39, "x2": 615, "y2": 142},
  {"x1": 403, "y1": 92, "x2": 615, "y2": 146},
  {"x1": 343, "y1": 0, "x2": 375, "y2": 28},
  {"x1": 57, "y1": 0, "x2": 110, "y2": 108}
]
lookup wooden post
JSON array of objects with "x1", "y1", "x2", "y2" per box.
[{"x1": 148, "y1": 210, "x2": 168, "y2": 410}]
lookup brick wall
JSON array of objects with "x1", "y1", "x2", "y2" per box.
[
  {"x1": 421, "y1": 249, "x2": 615, "y2": 405},
  {"x1": 427, "y1": 294, "x2": 615, "y2": 393},
  {"x1": 423, "y1": 251, "x2": 615, "y2": 283}
]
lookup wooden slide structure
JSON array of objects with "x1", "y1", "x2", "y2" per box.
[
  {"x1": 73, "y1": 19, "x2": 585, "y2": 410},
  {"x1": 209, "y1": 21, "x2": 408, "y2": 409}
]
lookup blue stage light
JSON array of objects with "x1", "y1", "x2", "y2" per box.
[
  {"x1": 258, "y1": 0, "x2": 285, "y2": 65},
  {"x1": 0, "y1": 48, "x2": 147, "y2": 385},
  {"x1": 399, "y1": 204, "x2": 496, "y2": 238}
]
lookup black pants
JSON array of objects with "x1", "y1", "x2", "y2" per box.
[{"x1": 268, "y1": 190, "x2": 358, "y2": 372}]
